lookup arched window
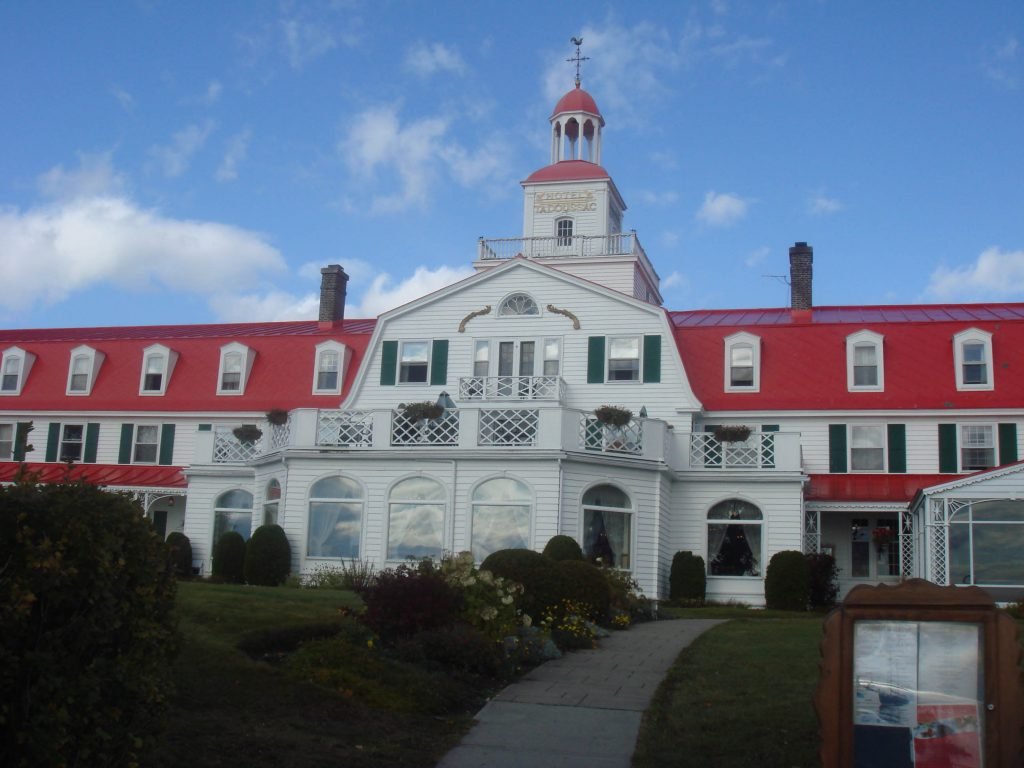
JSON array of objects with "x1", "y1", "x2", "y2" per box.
[
  {"x1": 263, "y1": 479, "x2": 281, "y2": 526},
  {"x1": 307, "y1": 476, "x2": 363, "y2": 558},
  {"x1": 214, "y1": 489, "x2": 254, "y2": 542},
  {"x1": 556, "y1": 218, "x2": 573, "y2": 246},
  {"x1": 498, "y1": 293, "x2": 540, "y2": 316},
  {"x1": 387, "y1": 476, "x2": 446, "y2": 560},
  {"x1": 472, "y1": 478, "x2": 531, "y2": 560},
  {"x1": 582, "y1": 485, "x2": 632, "y2": 569},
  {"x1": 707, "y1": 499, "x2": 763, "y2": 577}
]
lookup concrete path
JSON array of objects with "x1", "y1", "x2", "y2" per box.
[{"x1": 436, "y1": 619, "x2": 725, "y2": 768}]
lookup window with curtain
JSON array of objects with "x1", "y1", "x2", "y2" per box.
[
  {"x1": 387, "y1": 476, "x2": 445, "y2": 560},
  {"x1": 263, "y1": 479, "x2": 281, "y2": 526},
  {"x1": 471, "y1": 477, "x2": 531, "y2": 560},
  {"x1": 707, "y1": 499, "x2": 762, "y2": 576},
  {"x1": 307, "y1": 475, "x2": 363, "y2": 558},
  {"x1": 213, "y1": 489, "x2": 254, "y2": 543},
  {"x1": 582, "y1": 484, "x2": 632, "y2": 569}
]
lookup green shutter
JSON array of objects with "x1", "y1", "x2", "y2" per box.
[
  {"x1": 159, "y1": 424, "x2": 176, "y2": 466},
  {"x1": 828, "y1": 424, "x2": 847, "y2": 473},
  {"x1": 380, "y1": 340, "x2": 398, "y2": 386},
  {"x1": 887, "y1": 424, "x2": 907, "y2": 473},
  {"x1": 13, "y1": 422, "x2": 31, "y2": 461},
  {"x1": 45, "y1": 422, "x2": 61, "y2": 463},
  {"x1": 938, "y1": 424, "x2": 958, "y2": 473},
  {"x1": 587, "y1": 336, "x2": 605, "y2": 383},
  {"x1": 119, "y1": 423, "x2": 134, "y2": 464},
  {"x1": 430, "y1": 340, "x2": 448, "y2": 386},
  {"x1": 84, "y1": 423, "x2": 100, "y2": 464},
  {"x1": 642, "y1": 335, "x2": 661, "y2": 383},
  {"x1": 998, "y1": 423, "x2": 1018, "y2": 465}
]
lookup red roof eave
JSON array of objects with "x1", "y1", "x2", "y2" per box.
[
  {"x1": 0, "y1": 462, "x2": 187, "y2": 489},
  {"x1": 805, "y1": 474, "x2": 959, "y2": 504}
]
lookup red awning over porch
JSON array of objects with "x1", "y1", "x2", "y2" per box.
[
  {"x1": 805, "y1": 473, "x2": 957, "y2": 503},
  {"x1": 0, "y1": 462, "x2": 187, "y2": 489}
]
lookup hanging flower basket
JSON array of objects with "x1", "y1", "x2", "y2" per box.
[
  {"x1": 400, "y1": 401, "x2": 445, "y2": 423},
  {"x1": 872, "y1": 527, "x2": 895, "y2": 551},
  {"x1": 266, "y1": 408, "x2": 289, "y2": 426},
  {"x1": 713, "y1": 424, "x2": 752, "y2": 443},
  {"x1": 233, "y1": 424, "x2": 263, "y2": 444},
  {"x1": 593, "y1": 405, "x2": 633, "y2": 427}
]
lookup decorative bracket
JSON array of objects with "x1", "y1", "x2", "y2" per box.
[
  {"x1": 458, "y1": 305, "x2": 491, "y2": 333},
  {"x1": 546, "y1": 304, "x2": 580, "y2": 330}
]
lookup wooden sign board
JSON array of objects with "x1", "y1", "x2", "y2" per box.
[{"x1": 815, "y1": 579, "x2": 1023, "y2": 767}]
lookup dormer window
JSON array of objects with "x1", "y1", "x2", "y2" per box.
[
  {"x1": 724, "y1": 332, "x2": 760, "y2": 392},
  {"x1": 556, "y1": 218, "x2": 573, "y2": 246},
  {"x1": 139, "y1": 344, "x2": 177, "y2": 396},
  {"x1": 498, "y1": 293, "x2": 540, "y2": 316},
  {"x1": 846, "y1": 330, "x2": 884, "y2": 391},
  {"x1": 66, "y1": 345, "x2": 104, "y2": 395},
  {"x1": 312, "y1": 340, "x2": 349, "y2": 395},
  {"x1": 953, "y1": 329, "x2": 993, "y2": 391},
  {"x1": 217, "y1": 342, "x2": 255, "y2": 395},
  {"x1": 1, "y1": 347, "x2": 34, "y2": 395}
]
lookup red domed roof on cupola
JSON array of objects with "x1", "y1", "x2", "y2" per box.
[
  {"x1": 523, "y1": 159, "x2": 610, "y2": 184},
  {"x1": 552, "y1": 85, "x2": 603, "y2": 120}
]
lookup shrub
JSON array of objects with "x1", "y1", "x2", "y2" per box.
[
  {"x1": 212, "y1": 530, "x2": 247, "y2": 583},
  {"x1": 303, "y1": 559, "x2": 376, "y2": 590},
  {"x1": 555, "y1": 560, "x2": 611, "y2": 622},
  {"x1": 541, "y1": 599, "x2": 598, "y2": 650},
  {"x1": 0, "y1": 480, "x2": 179, "y2": 767},
  {"x1": 669, "y1": 551, "x2": 706, "y2": 603},
  {"x1": 166, "y1": 531, "x2": 193, "y2": 578},
  {"x1": 440, "y1": 552, "x2": 524, "y2": 643},
  {"x1": 602, "y1": 567, "x2": 649, "y2": 623},
  {"x1": 480, "y1": 548, "x2": 563, "y2": 620},
  {"x1": 392, "y1": 624, "x2": 506, "y2": 678},
  {"x1": 806, "y1": 552, "x2": 840, "y2": 609},
  {"x1": 542, "y1": 534, "x2": 584, "y2": 561},
  {"x1": 357, "y1": 563, "x2": 460, "y2": 644},
  {"x1": 765, "y1": 550, "x2": 810, "y2": 611},
  {"x1": 244, "y1": 524, "x2": 291, "y2": 586}
]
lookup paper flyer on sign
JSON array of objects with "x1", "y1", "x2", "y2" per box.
[{"x1": 853, "y1": 621, "x2": 919, "y2": 727}]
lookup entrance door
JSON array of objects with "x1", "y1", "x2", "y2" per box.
[
  {"x1": 153, "y1": 509, "x2": 168, "y2": 539},
  {"x1": 497, "y1": 341, "x2": 535, "y2": 398}
]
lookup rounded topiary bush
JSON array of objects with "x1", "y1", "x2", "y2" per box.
[
  {"x1": 165, "y1": 531, "x2": 192, "y2": 578},
  {"x1": 765, "y1": 550, "x2": 810, "y2": 611},
  {"x1": 0, "y1": 480, "x2": 179, "y2": 767},
  {"x1": 542, "y1": 534, "x2": 584, "y2": 562},
  {"x1": 669, "y1": 550, "x2": 706, "y2": 603},
  {"x1": 212, "y1": 530, "x2": 247, "y2": 583},
  {"x1": 244, "y1": 524, "x2": 291, "y2": 586},
  {"x1": 806, "y1": 552, "x2": 839, "y2": 609},
  {"x1": 480, "y1": 548, "x2": 562, "y2": 619},
  {"x1": 554, "y1": 560, "x2": 611, "y2": 622}
]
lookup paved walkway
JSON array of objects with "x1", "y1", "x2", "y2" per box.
[{"x1": 437, "y1": 618, "x2": 724, "y2": 768}]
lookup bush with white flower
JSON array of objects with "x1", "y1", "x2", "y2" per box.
[{"x1": 440, "y1": 552, "x2": 525, "y2": 643}]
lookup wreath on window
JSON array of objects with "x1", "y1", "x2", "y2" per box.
[
  {"x1": 399, "y1": 401, "x2": 445, "y2": 423},
  {"x1": 233, "y1": 424, "x2": 263, "y2": 444},
  {"x1": 713, "y1": 425, "x2": 752, "y2": 443},
  {"x1": 593, "y1": 405, "x2": 633, "y2": 427}
]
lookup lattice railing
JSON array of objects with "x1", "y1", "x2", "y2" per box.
[
  {"x1": 579, "y1": 416, "x2": 642, "y2": 455},
  {"x1": 213, "y1": 425, "x2": 260, "y2": 463},
  {"x1": 803, "y1": 508, "x2": 821, "y2": 554},
  {"x1": 267, "y1": 420, "x2": 291, "y2": 451},
  {"x1": 478, "y1": 232, "x2": 646, "y2": 261},
  {"x1": 478, "y1": 409, "x2": 539, "y2": 446},
  {"x1": 458, "y1": 375, "x2": 564, "y2": 401},
  {"x1": 689, "y1": 433, "x2": 776, "y2": 469},
  {"x1": 928, "y1": 499, "x2": 948, "y2": 584},
  {"x1": 317, "y1": 410, "x2": 373, "y2": 447},
  {"x1": 391, "y1": 410, "x2": 460, "y2": 446},
  {"x1": 900, "y1": 508, "x2": 916, "y2": 578}
]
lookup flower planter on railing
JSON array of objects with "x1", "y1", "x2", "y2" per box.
[{"x1": 391, "y1": 409, "x2": 460, "y2": 446}]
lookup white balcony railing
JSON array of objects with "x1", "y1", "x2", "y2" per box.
[
  {"x1": 478, "y1": 409, "x2": 539, "y2": 446},
  {"x1": 689, "y1": 432, "x2": 782, "y2": 469},
  {"x1": 459, "y1": 375, "x2": 565, "y2": 402},
  {"x1": 212, "y1": 425, "x2": 261, "y2": 463},
  {"x1": 579, "y1": 416, "x2": 643, "y2": 456},
  {"x1": 477, "y1": 232, "x2": 647, "y2": 262},
  {"x1": 390, "y1": 409, "x2": 460, "y2": 447}
]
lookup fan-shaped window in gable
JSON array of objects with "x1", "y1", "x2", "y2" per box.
[{"x1": 499, "y1": 293, "x2": 540, "y2": 317}]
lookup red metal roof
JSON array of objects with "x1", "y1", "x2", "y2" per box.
[
  {"x1": 523, "y1": 160, "x2": 611, "y2": 184},
  {"x1": 0, "y1": 462, "x2": 187, "y2": 488},
  {"x1": 805, "y1": 474, "x2": 957, "y2": 503},
  {"x1": 552, "y1": 86, "x2": 602, "y2": 118},
  {"x1": 672, "y1": 303, "x2": 1024, "y2": 411}
]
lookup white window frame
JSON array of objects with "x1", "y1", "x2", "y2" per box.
[
  {"x1": 556, "y1": 217, "x2": 574, "y2": 246},
  {"x1": 58, "y1": 423, "x2": 85, "y2": 462},
  {"x1": 846, "y1": 330, "x2": 884, "y2": 392},
  {"x1": 470, "y1": 476, "x2": 533, "y2": 562},
  {"x1": 139, "y1": 343, "x2": 177, "y2": 396},
  {"x1": 1, "y1": 347, "x2": 35, "y2": 396},
  {"x1": 472, "y1": 339, "x2": 490, "y2": 377},
  {"x1": 398, "y1": 340, "x2": 430, "y2": 384},
  {"x1": 385, "y1": 475, "x2": 447, "y2": 561},
  {"x1": 263, "y1": 478, "x2": 282, "y2": 526},
  {"x1": 498, "y1": 293, "x2": 540, "y2": 317},
  {"x1": 724, "y1": 332, "x2": 760, "y2": 392},
  {"x1": 581, "y1": 484, "x2": 634, "y2": 571},
  {"x1": 542, "y1": 337, "x2": 561, "y2": 376},
  {"x1": 66, "y1": 345, "x2": 104, "y2": 396},
  {"x1": 312, "y1": 340, "x2": 348, "y2": 395},
  {"x1": 132, "y1": 424, "x2": 161, "y2": 465},
  {"x1": 0, "y1": 422, "x2": 14, "y2": 460},
  {"x1": 849, "y1": 424, "x2": 886, "y2": 472},
  {"x1": 959, "y1": 423, "x2": 996, "y2": 472},
  {"x1": 606, "y1": 335, "x2": 641, "y2": 383},
  {"x1": 217, "y1": 342, "x2": 255, "y2": 396},
  {"x1": 953, "y1": 328, "x2": 993, "y2": 391}
]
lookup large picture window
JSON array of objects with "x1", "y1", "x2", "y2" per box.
[
  {"x1": 949, "y1": 499, "x2": 1024, "y2": 587},
  {"x1": 582, "y1": 485, "x2": 632, "y2": 569},
  {"x1": 307, "y1": 476, "x2": 363, "y2": 558},
  {"x1": 213, "y1": 489, "x2": 254, "y2": 543},
  {"x1": 471, "y1": 478, "x2": 531, "y2": 560},
  {"x1": 707, "y1": 499, "x2": 763, "y2": 577},
  {"x1": 387, "y1": 476, "x2": 445, "y2": 560}
]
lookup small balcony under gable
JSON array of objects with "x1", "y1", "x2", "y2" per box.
[{"x1": 459, "y1": 374, "x2": 566, "y2": 402}]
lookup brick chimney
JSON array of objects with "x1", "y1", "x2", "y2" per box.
[
  {"x1": 318, "y1": 265, "x2": 349, "y2": 328},
  {"x1": 789, "y1": 242, "x2": 813, "y2": 311}
]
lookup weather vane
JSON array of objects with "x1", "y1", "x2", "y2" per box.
[{"x1": 567, "y1": 36, "x2": 589, "y2": 88}]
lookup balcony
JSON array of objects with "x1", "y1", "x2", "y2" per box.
[
  {"x1": 686, "y1": 431, "x2": 801, "y2": 471},
  {"x1": 459, "y1": 375, "x2": 565, "y2": 402},
  {"x1": 477, "y1": 232, "x2": 647, "y2": 262}
]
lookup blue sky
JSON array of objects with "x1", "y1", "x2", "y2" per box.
[{"x1": 1, "y1": 1, "x2": 1022, "y2": 329}]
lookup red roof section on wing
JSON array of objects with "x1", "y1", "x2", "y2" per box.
[
  {"x1": 805, "y1": 473, "x2": 958, "y2": 503},
  {"x1": 0, "y1": 319, "x2": 376, "y2": 413},
  {"x1": 552, "y1": 86, "x2": 602, "y2": 118},
  {"x1": 524, "y1": 160, "x2": 611, "y2": 184},
  {"x1": 0, "y1": 462, "x2": 187, "y2": 488},
  {"x1": 671, "y1": 303, "x2": 1024, "y2": 411}
]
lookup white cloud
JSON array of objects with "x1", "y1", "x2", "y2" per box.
[
  {"x1": 809, "y1": 192, "x2": 843, "y2": 215},
  {"x1": 639, "y1": 190, "x2": 679, "y2": 206},
  {"x1": 349, "y1": 265, "x2": 474, "y2": 317},
  {"x1": 205, "y1": 80, "x2": 223, "y2": 104},
  {"x1": 216, "y1": 290, "x2": 320, "y2": 322},
  {"x1": 110, "y1": 85, "x2": 134, "y2": 112},
  {"x1": 662, "y1": 271, "x2": 686, "y2": 289},
  {"x1": 216, "y1": 128, "x2": 252, "y2": 182},
  {"x1": 926, "y1": 247, "x2": 1024, "y2": 300},
  {"x1": 981, "y1": 36, "x2": 1019, "y2": 88},
  {"x1": 149, "y1": 120, "x2": 215, "y2": 178},
  {"x1": 405, "y1": 41, "x2": 465, "y2": 77},
  {"x1": 37, "y1": 152, "x2": 126, "y2": 200},
  {"x1": 0, "y1": 160, "x2": 285, "y2": 315},
  {"x1": 281, "y1": 17, "x2": 337, "y2": 70},
  {"x1": 696, "y1": 191, "x2": 749, "y2": 227},
  {"x1": 745, "y1": 246, "x2": 770, "y2": 268}
]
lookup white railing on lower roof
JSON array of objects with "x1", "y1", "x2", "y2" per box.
[
  {"x1": 390, "y1": 409, "x2": 460, "y2": 446},
  {"x1": 478, "y1": 409, "x2": 539, "y2": 446},
  {"x1": 689, "y1": 432, "x2": 777, "y2": 469},
  {"x1": 579, "y1": 415, "x2": 643, "y2": 455}
]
